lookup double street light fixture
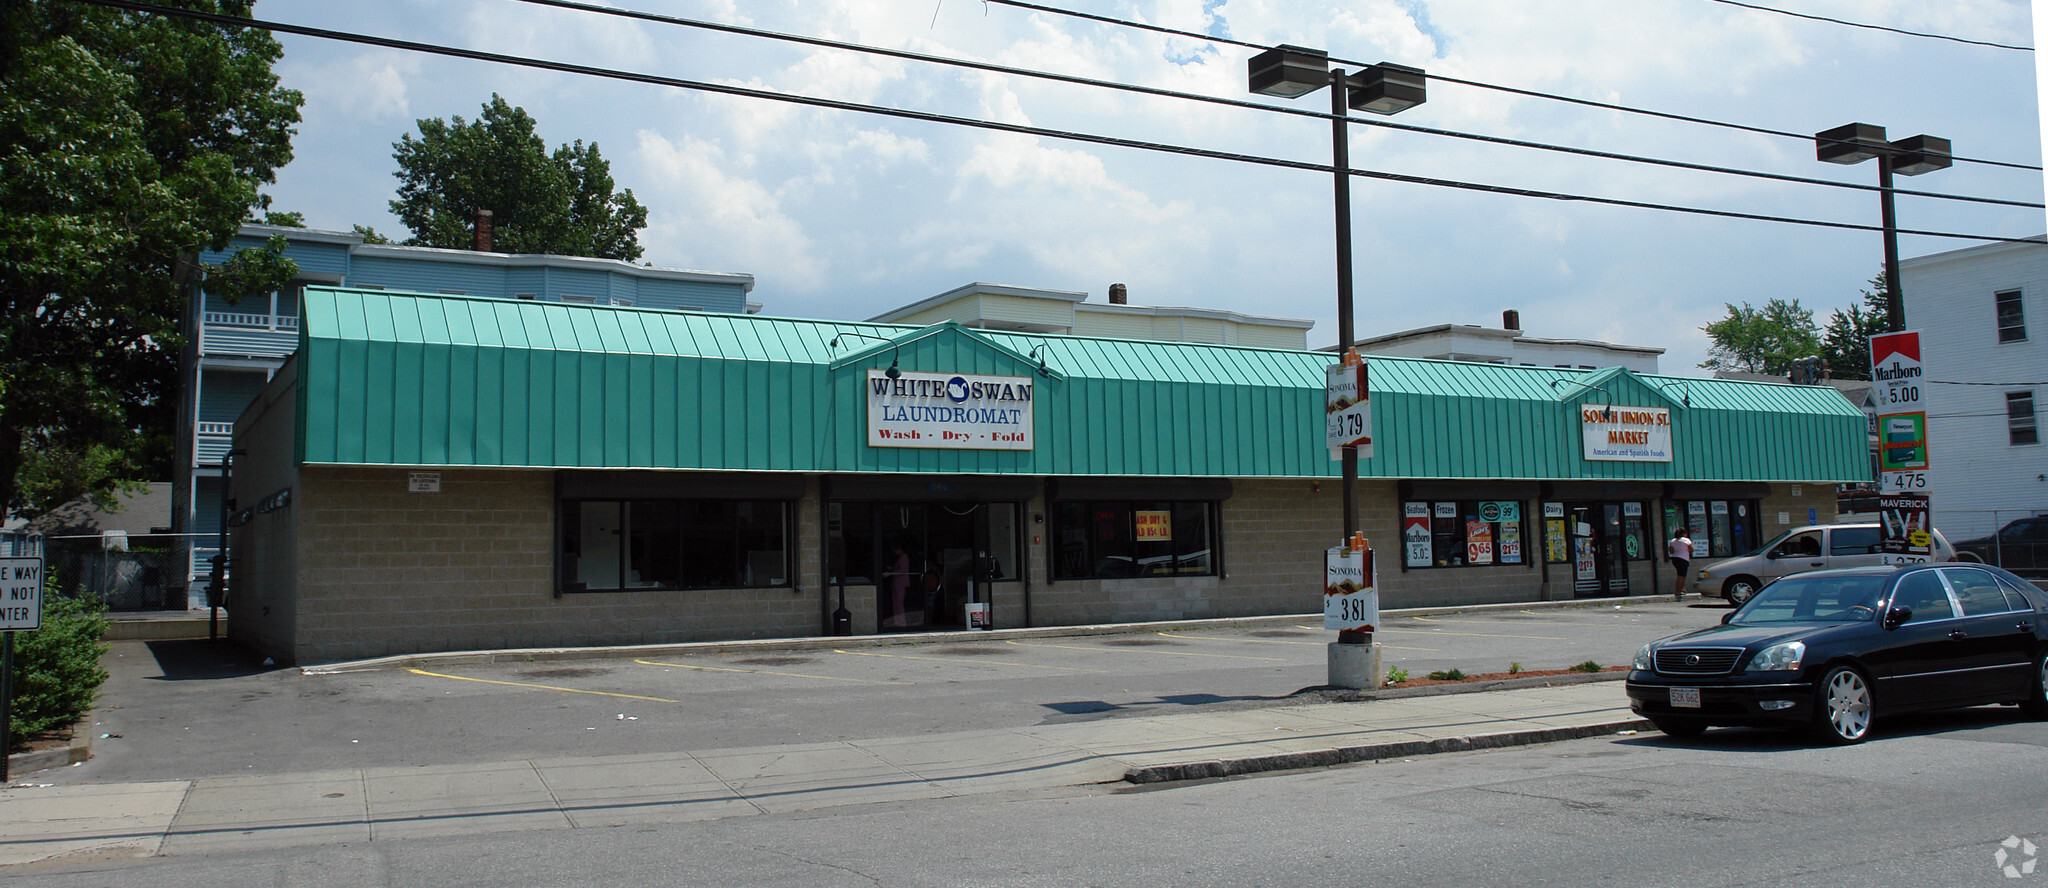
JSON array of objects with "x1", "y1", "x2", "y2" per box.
[
  {"x1": 1246, "y1": 45, "x2": 1424, "y2": 555},
  {"x1": 1815, "y1": 122, "x2": 1953, "y2": 332}
]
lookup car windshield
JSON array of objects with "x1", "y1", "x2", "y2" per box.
[
  {"x1": 1745, "y1": 530, "x2": 1793, "y2": 558},
  {"x1": 1733, "y1": 574, "x2": 1886, "y2": 623}
]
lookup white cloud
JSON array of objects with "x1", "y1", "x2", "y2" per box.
[
  {"x1": 635, "y1": 132, "x2": 824, "y2": 289},
  {"x1": 285, "y1": 50, "x2": 419, "y2": 124}
]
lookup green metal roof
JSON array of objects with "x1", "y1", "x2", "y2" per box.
[{"x1": 293, "y1": 288, "x2": 1868, "y2": 482}]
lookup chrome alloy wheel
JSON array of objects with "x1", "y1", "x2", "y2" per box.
[{"x1": 1818, "y1": 667, "x2": 1872, "y2": 743}]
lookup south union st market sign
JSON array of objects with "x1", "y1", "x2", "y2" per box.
[{"x1": 867, "y1": 370, "x2": 1034, "y2": 450}]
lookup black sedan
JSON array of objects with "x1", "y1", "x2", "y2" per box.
[{"x1": 1626, "y1": 563, "x2": 2048, "y2": 744}]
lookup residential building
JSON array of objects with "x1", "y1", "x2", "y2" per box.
[
  {"x1": 172, "y1": 225, "x2": 756, "y2": 604},
  {"x1": 1347, "y1": 310, "x2": 1662, "y2": 373},
  {"x1": 1896, "y1": 236, "x2": 2048, "y2": 541},
  {"x1": 866, "y1": 282, "x2": 1315, "y2": 349}
]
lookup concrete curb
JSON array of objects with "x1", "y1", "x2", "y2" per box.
[
  {"x1": 5, "y1": 723, "x2": 93, "y2": 780},
  {"x1": 303, "y1": 593, "x2": 1668, "y2": 674},
  {"x1": 1122, "y1": 718, "x2": 1655, "y2": 784}
]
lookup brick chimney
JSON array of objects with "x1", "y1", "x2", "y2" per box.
[
  {"x1": 1503, "y1": 309, "x2": 1520, "y2": 331},
  {"x1": 1108, "y1": 283, "x2": 1128, "y2": 305},
  {"x1": 474, "y1": 209, "x2": 495, "y2": 252}
]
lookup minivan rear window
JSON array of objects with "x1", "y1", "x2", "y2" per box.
[{"x1": 1830, "y1": 526, "x2": 1882, "y2": 556}]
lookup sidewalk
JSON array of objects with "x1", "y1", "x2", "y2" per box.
[{"x1": 0, "y1": 679, "x2": 1646, "y2": 866}]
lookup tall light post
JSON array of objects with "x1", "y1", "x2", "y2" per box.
[
  {"x1": 1814, "y1": 123, "x2": 1952, "y2": 332},
  {"x1": 1249, "y1": 47, "x2": 1424, "y2": 687},
  {"x1": 1247, "y1": 45, "x2": 1424, "y2": 547}
]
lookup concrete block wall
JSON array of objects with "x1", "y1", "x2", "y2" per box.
[{"x1": 288, "y1": 466, "x2": 815, "y2": 663}]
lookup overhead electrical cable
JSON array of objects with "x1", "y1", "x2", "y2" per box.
[
  {"x1": 980, "y1": 0, "x2": 2046, "y2": 173},
  {"x1": 1700, "y1": 0, "x2": 2031, "y2": 52},
  {"x1": 501, "y1": 0, "x2": 2038, "y2": 210},
  {"x1": 75, "y1": 0, "x2": 2038, "y2": 247}
]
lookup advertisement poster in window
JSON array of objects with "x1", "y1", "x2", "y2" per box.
[
  {"x1": 1134, "y1": 510, "x2": 1172, "y2": 541},
  {"x1": 1499, "y1": 523, "x2": 1523, "y2": 564},
  {"x1": 1324, "y1": 544, "x2": 1377, "y2": 632},
  {"x1": 1477, "y1": 501, "x2": 1520, "y2": 523},
  {"x1": 1573, "y1": 537, "x2": 1597, "y2": 582},
  {"x1": 1545, "y1": 518, "x2": 1567, "y2": 562},
  {"x1": 1687, "y1": 500, "x2": 1708, "y2": 535},
  {"x1": 1878, "y1": 492, "x2": 1933, "y2": 563},
  {"x1": 1403, "y1": 503, "x2": 1431, "y2": 568},
  {"x1": 1466, "y1": 520, "x2": 1494, "y2": 565}
]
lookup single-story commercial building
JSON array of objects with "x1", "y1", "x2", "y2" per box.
[{"x1": 228, "y1": 289, "x2": 1866, "y2": 663}]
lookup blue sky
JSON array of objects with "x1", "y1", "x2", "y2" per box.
[{"x1": 256, "y1": 0, "x2": 2044, "y2": 374}]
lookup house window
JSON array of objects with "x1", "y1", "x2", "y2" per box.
[
  {"x1": 559, "y1": 499, "x2": 790, "y2": 591},
  {"x1": 1402, "y1": 501, "x2": 1526, "y2": 568},
  {"x1": 559, "y1": 294, "x2": 597, "y2": 304},
  {"x1": 1664, "y1": 500, "x2": 1763, "y2": 557},
  {"x1": 1997, "y1": 290, "x2": 2027, "y2": 343},
  {"x1": 2010, "y1": 391, "x2": 2039, "y2": 446},
  {"x1": 1052, "y1": 500, "x2": 1216, "y2": 579}
]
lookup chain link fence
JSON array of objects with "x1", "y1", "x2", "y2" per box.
[
  {"x1": 1942, "y1": 509, "x2": 2048, "y2": 579},
  {"x1": 41, "y1": 534, "x2": 198, "y2": 611}
]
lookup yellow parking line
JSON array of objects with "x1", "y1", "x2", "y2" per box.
[
  {"x1": 1005, "y1": 639, "x2": 1285, "y2": 662},
  {"x1": 833, "y1": 648, "x2": 1110, "y2": 674},
  {"x1": 1158, "y1": 631, "x2": 1438, "y2": 654},
  {"x1": 407, "y1": 668, "x2": 680, "y2": 703},
  {"x1": 632, "y1": 658, "x2": 909, "y2": 685}
]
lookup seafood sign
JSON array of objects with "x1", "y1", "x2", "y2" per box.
[{"x1": 1324, "y1": 542, "x2": 1377, "y2": 632}]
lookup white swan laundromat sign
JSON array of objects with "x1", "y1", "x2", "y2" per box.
[{"x1": 867, "y1": 370, "x2": 1034, "y2": 450}]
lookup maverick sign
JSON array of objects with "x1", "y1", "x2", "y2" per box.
[{"x1": 867, "y1": 370, "x2": 1034, "y2": 450}]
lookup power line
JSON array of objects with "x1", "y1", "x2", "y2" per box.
[
  {"x1": 71, "y1": 0, "x2": 2039, "y2": 247},
  {"x1": 1700, "y1": 0, "x2": 2032, "y2": 52},
  {"x1": 499, "y1": 0, "x2": 2038, "y2": 211},
  {"x1": 981, "y1": 0, "x2": 2046, "y2": 173}
]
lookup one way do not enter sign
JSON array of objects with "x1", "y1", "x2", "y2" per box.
[{"x1": 0, "y1": 557, "x2": 42, "y2": 631}]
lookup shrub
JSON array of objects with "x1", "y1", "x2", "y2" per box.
[
  {"x1": 1384, "y1": 666, "x2": 1408, "y2": 685},
  {"x1": 6, "y1": 583, "x2": 109, "y2": 751},
  {"x1": 1426, "y1": 668, "x2": 1467, "y2": 681},
  {"x1": 1569, "y1": 660, "x2": 1602, "y2": 673},
  {"x1": 1508, "y1": 662, "x2": 1523, "y2": 674}
]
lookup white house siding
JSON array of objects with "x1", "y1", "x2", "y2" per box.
[{"x1": 1901, "y1": 238, "x2": 2048, "y2": 539}]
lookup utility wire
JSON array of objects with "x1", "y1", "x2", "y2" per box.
[
  {"x1": 503, "y1": 0, "x2": 2038, "y2": 210},
  {"x1": 1700, "y1": 0, "x2": 2032, "y2": 52},
  {"x1": 981, "y1": 0, "x2": 2046, "y2": 173},
  {"x1": 73, "y1": 0, "x2": 2039, "y2": 247}
]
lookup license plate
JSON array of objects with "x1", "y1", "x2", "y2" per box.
[{"x1": 1670, "y1": 687, "x2": 1701, "y2": 708}]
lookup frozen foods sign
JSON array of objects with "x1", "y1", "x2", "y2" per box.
[
  {"x1": 1581, "y1": 406, "x2": 1672, "y2": 462},
  {"x1": 868, "y1": 370, "x2": 1033, "y2": 450}
]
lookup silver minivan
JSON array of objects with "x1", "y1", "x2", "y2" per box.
[{"x1": 1686, "y1": 523, "x2": 1957, "y2": 604}]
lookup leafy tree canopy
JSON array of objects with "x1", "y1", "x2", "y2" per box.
[
  {"x1": 389, "y1": 95, "x2": 649, "y2": 261},
  {"x1": 1819, "y1": 273, "x2": 1889, "y2": 381},
  {"x1": 0, "y1": 0, "x2": 302, "y2": 516},
  {"x1": 1698, "y1": 298, "x2": 1820, "y2": 376}
]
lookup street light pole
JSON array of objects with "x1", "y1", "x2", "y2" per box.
[
  {"x1": 1815, "y1": 123, "x2": 1951, "y2": 333},
  {"x1": 1328, "y1": 68, "x2": 1358, "y2": 542}
]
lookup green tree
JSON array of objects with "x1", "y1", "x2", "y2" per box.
[
  {"x1": 0, "y1": 1, "x2": 303, "y2": 517},
  {"x1": 1699, "y1": 298, "x2": 1820, "y2": 375},
  {"x1": 389, "y1": 95, "x2": 649, "y2": 260},
  {"x1": 1819, "y1": 273, "x2": 1889, "y2": 380}
]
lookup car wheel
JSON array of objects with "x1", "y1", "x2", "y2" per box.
[
  {"x1": 1723, "y1": 577, "x2": 1760, "y2": 605},
  {"x1": 1812, "y1": 666, "x2": 1873, "y2": 745},
  {"x1": 2022, "y1": 650, "x2": 2048, "y2": 720},
  {"x1": 1648, "y1": 717, "x2": 1706, "y2": 738}
]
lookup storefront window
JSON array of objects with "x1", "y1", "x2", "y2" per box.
[
  {"x1": 1670, "y1": 499, "x2": 1762, "y2": 558},
  {"x1": 1053, "y1": 500, "x2": 1217, "y2": 579},
  {"x1": 1404, "y1": 500, "x2": 1525, "y2": 568},
  {"x1": 560, "y1": 499, "x2": 789, "y2": 591}
]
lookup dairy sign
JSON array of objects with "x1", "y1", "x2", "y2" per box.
[
  {"x1": 867, "y1": 371, "x2": 1033, "y2": 450},
  {"x1": 1581, "y1": 406, "x2": 1672, "y2": 462}
]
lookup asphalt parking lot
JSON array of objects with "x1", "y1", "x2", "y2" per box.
[{"x1": 67, "y1": 598, "x2": 1728, "y2": 784}]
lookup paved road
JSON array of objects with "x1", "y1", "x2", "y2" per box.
[
  {"x1": 65, "y1": 599, "x2": 1724, "y2": 783},
  {"x1": 10, "y1": 706, "x2": 2046, "y2": 887}
]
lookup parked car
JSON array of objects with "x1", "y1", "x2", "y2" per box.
[
  {"x1": 1688, "y1": 522, "x2": 1957, "y2": 604},
  {"x1": 1951, "y1": 516, "x2": 2048, "y2": 578},
  {"x1": 1628, "y1": 563, "x2": 2047, "y2": 744}
]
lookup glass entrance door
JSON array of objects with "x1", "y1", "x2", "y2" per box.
[
  {"x1": 841, "y1": 501, "x2": 1019, "y2": 632},
  {"x1": 1567, "y1": 502, "x2": 1631, "y2": 597}
]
